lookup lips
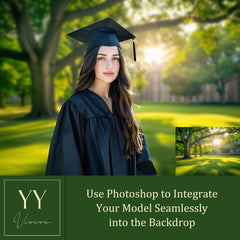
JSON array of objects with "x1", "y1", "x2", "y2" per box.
[{"x1": 103, "y1": 72, "x2": 114, "y2": 77}]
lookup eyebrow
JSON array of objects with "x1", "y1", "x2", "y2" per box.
[{"x1": 97, "y1": 53, "x2": 120, "y2": 56}]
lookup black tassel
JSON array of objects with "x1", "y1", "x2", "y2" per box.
[{"x1": 133, "y1": 38, "x2": 136, "y2": 61}]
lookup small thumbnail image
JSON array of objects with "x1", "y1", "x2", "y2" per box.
[{"x1": 175, "y1": 127, "x2": 240, "y2": 176}]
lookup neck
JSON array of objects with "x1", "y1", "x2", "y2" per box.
[{"x1": 89, "y1": 79, "x2": 111, "y2": 99}]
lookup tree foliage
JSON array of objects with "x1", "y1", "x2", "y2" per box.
[
  {"x1": 163, "y1": 24, "x2": 240, "y2": 103},
  {"x1": 176, "y1": 127, "x2": 240, "y2": 159},
  {"x1": 1, "y1": 0, "x2": 240, "y2": 116},
  {"x1": 220, "y1": 131, "x2": 240, "y2": 153}
]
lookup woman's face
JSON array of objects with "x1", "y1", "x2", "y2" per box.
[{"x1": 94, "y1": 46, "x2": 120, "y2": 84}]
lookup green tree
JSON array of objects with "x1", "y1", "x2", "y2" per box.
[
  {"x1": 0, "y1": 0, "x2": 126, "y2": 116},
  {"x1": 163, "y1": 35, "x2": 210, "y2": 101},
  {"x1": 220, "y1": 131, "x2": 240, "y2": 154},
  {"x1": 0, "y1": 37, "x2": 31, "y2": 108},
  {"x1": 191, "y1": 128, "x2": 212, "y2": 157},
  {"x1": 176, "y1": 127, "x2": 239, "y2": 159},
  {"x1": 1, "y1": 0, "x2": 240, "y2": 117},
  {"x1": 0, "y1": 59, "x2": 16, "y2": 108},
  {"x1": 164, "y1": 25, "x2": 240, "y2": 104},
  {"x1": 177, "y1": 127, "x2": 212, "y2": 159},
  {"x1": 13, "y1": 61, "x2": 31, "y2": 106}
]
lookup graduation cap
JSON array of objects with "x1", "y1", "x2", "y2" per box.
[{"x1": 67, "y1": 18, "x2": 137, "y2": 61}]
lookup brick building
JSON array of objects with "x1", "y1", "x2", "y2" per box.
[{"x1": 136, "y1": 63, "x2": 240, "y2": 103}]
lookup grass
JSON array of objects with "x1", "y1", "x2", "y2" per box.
[
  {"x1": 0, "y1": 104, "x2": 31, "y2": 120},
  {"x1": 133, "y1": 102, "x2": 240, "y2": 175},
  {"x1": 176, "y1": 155, "x2": 240, "y2": 176},
  {"x1": 0, "y1": 102, "x2": 240, "y2": 175}
]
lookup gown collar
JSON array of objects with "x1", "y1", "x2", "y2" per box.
[{"x1": 86, "y1": 89, "x2": 113, "y2": 114}]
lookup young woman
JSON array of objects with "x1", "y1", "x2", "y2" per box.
[{"x1": 45, "y1": 18, "x2": 157, "y2": 175}]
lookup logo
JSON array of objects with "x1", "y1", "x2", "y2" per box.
[{"x1": 3, "y1": 179, "x2": 61, "y2": 237}]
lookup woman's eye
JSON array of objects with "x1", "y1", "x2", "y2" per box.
[
  {"x1": 113, "y1": 57, "x2": 120, "y2": 61},
  {"x1": 97, "y1": 57, "x2": 105, "y2": 61}
]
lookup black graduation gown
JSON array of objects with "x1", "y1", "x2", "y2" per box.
[{"x1": 45, "y1": 90, "x2": 157, "y2": 176}]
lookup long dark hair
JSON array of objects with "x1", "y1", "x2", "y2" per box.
[{"x1": 73, "y1": 47, "x2": 143, "y2": 158}]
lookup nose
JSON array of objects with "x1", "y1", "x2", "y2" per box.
[{"x1": 107, "y1": 59, "x2": 113, "y2": 69}]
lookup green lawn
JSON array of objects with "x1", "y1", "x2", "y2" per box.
[
  {"x1": 0, "y1": 103, "x2": 240, "y2": 175},
  {"x1": 176, "y1": 155, "x2": 240, "y2": 176}
]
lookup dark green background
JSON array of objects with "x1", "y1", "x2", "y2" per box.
[
  {"x1": 1, "y1": 176, "x2": 239, "y2": 240},
  {"x1": 0, "y1": 177, "x2": 65, "y2": 240},
  {"x1": 4, "y1": 179, "x2": 61, "y2": 236}
]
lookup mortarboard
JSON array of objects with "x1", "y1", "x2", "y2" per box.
[{"x1": 67, "y1": 18, "x2": 137, "y2": 61}]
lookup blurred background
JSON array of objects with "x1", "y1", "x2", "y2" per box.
[{"x1": 0, "y1": 0, "x2": 240, "y2": 175}]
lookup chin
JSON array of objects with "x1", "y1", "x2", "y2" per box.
[{"x1": 101, "y1": 76, "x2": 117, "y2": 83}]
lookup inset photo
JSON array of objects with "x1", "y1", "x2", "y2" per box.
[{"x1": 176, "y1": 127, "x2": 240, "y2": 176}]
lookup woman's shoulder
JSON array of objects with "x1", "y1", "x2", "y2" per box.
[
  {"x1": 62, "y1": 90, "x2": 89, "y2": 117},
  {"x1": 68, "y1": 90, "x2": 89, "y2": 107},
  {"x1": 64, "y1": 90, "x2": 110, "y2": 119}
]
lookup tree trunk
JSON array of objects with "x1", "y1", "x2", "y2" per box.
[
  {"x1": 194, "y1": 144, "x2": 197, "y2": 157},
  {"x1": 199, "y1": 143, "x2": 203, "y2": 157},
  {"x1": 217, "y1": 78, "x2": 225, "y2": 105},
  {"x1": 179, "y1": 127, "x2": 193, "y2": 159},
  {"x1": 220, "y1": 90, "x2": 225, "y2": 105},
  {"x1": 183, "y1": 141, "x2": 191, "y2": 159},
  {"x1": 28, "y1": 60, "x2": 57, "y2": 117},
  {"x1": 0, "y1": 90, "x2": 5, "y2": 108},
  {"x1": 20, "y1": 90, "x2": 26, "y2": 106}
]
